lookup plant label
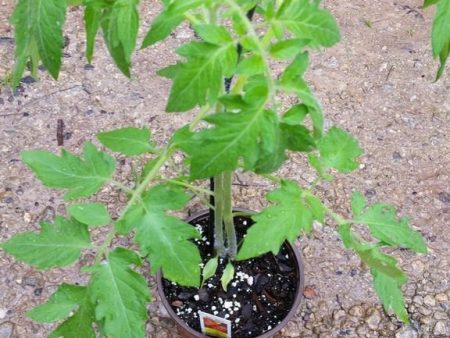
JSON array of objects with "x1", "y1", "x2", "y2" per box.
[{"x1": 198, "y1": 310, "x2": 232, "y2": 338}]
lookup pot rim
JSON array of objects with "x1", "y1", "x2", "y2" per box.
[{"x1": 156, "y1": 208, "x2": 305, "y2": 338}]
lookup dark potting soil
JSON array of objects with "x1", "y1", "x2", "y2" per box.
[{"x1": 161, "y1": 213, "x2": 300, "y2": 337}]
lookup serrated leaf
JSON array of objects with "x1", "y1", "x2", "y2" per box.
[
  {"x1": 273, "y1": 0, "x2": 340, "y2": 47},
  {"x1": 97, "y1": 127, "x2": 155, "y2": 156},
  {"x1": 280, "y1": 52, "x2": 309, "y2": 82},
  {"x1": 101, "y1": 0, "x2": 140, "y2": 77},
  {"x1": 11, "y1": 0, "x2": 67, "y2": 85},
  {"x1": 161, "y1": 40, "x2": 237, "y2": 112},
  {"x1": 122, "y1": 184, "x2": 201, "y2": 286},
  {"x1": 68, "y1": 203, "x2": 111, "y2": 227},
  {"x1": 269, "y1": 39, "x2": 309, "y2": 59},
  {"x1": 317, "y1": 127, "x2": 363, "y2": 172},
  {"x1": 141, "y1": 0, "x2": 203, "y2": 47},
  {"x1": 202, "y1": 256, "x2": 218, "y2": 286},
  {"x1": 372, "y1": 269, "x2": 409, "y2": 323},
  {"x1": 280, "y1": 123, "x2": 316, "y2": 152},
  {"x1": 1, "y1": 216, "x2": 90, "y2": 269},
  {"x1": 183, "y1": 108, "x2": 278, "y2": 179},
  {"x1": 351, "y1": 192, "x2": 366, "y2": 217},
  {"x1": 221, "y1": 262, "x2": 235, "y2": 291},
  {"x1": 424, "y1": 0, "x2": 439, "y2": 8},
  {"x1": 88, "y1": 248, "x2": 150, "y2": 338},
  {"x1": 48, "y1": 286, "x2": 96, "y2": 338},
  {"x1": 358, "y1": 245, "x2": 407, "y2": 280},
  {"x1": 21, "y1": 142, "x2": 115, "y2": 200},
  {"x1": 355, "y1": 203, "x2": 427, "y2": 253},
  {"x1": 305, "y1": 194, "x2": 325, "y2": 223},
  {"x1": 237, "y1": 180, "x2": 313, "y2": 260},
  {"x1": 27, "y1": 284, "x2": 88, "y2": 323}
]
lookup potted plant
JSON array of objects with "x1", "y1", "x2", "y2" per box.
[{"x1": 1, "y1": 0, "x2": 447, "y2": 337}]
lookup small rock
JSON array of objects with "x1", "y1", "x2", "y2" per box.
[
  {"x1": 395, "y1": 327, "x2": 418, "y2": 338},
  {"x1": 438, "y1": 192, "x2": 450, "y2": 205},
  {"x1": 23, "y1": 272, "x2": 44, "y2": 288},
  {"x1": 0, "y1": 308, "x2": 6, "y2": 319},
  {"x1": 198, "y1": 288, "x2": 209, "y2": 302},
  {"x1": 303, "y1": 286, "x2": 317, "y2": 299},
  {"x1": 393, "y1": 151, "x2": 402, "y2": 160},
  {"x1": 411, "y1": 260, "x2": 424, "y2": 275},
  {"x1": 418, "y1": 306, "x2": 432, "y2": 316},
  {"x1": 0, "y1": 321, "x2": 14, "y2": 338},
  {"x1": 433, "y1": 321, "x2": 449, "y2": 336},
  {"x1": 356, "y1": 324, "x2": 369, "y2": 335},
  {"x1": 435, "y1": 293, "x2": 448, "y2": 302},
  {"x1": 84, "y1": 64, "x2": 95, "y2": 71},
  {"x1": 434, "y1": 311, "x2": 448, "y2": 320},
  {"x1": 365, "y1": 308, "x2": 381, "y2": 330},
  {"x1": 281, "y1": 321, "x2": 300, "y2": 337},
  {"x1": 171, "y1": 300, "x2": 183, "y2": 308},
  {"x1": 333, "y1": 309, "x2": 346, "y2": 321},
  {"x1": 423, "y1": 295, "x2": 436, "y2": 307},
  {"x1": 349, "y1": 305, "x2": 364, "y2": 317}
]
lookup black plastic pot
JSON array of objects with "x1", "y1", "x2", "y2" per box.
[{"x1": 157, "y1": 209, "x2": 305, "y2": 338}]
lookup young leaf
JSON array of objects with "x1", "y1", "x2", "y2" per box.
[
  {"x1": 21, "y1": 142, "x2": 116, "y2": 200},
  {"x1": 221, "y1": 262, "x2": 235, "y2": 291},
  {"x1": 123, "y1": 184, "x2": 201, "y2": 287},
  {"x1": 355, "y1": 204, "x2": 427, "y2": 253},
  {"x1": 141, "y1": 0, "x2": 203, "y2": 47},
  {"x1": 317, "y1": 127, "x2": 363, "y2": 172},
  {"x1": 282, "y1": 104, "x2": 308, "y2": 125},
  {"x1": 236, "y1": 54, "x2": 265, "y2": 76},
  {"x1": 84, "y1": 5, "x2": 101, "y2": 63},
  {"x1": 97, "y1": 127, "x2": 155, "y2": 156},
  {"x1": 193, "y1": 24, "x2": 233, "y2": 44},
  {"x1": 372, "y1": 269, "x2": 409, "y2": 323},
  {"x1": 305, "y1": 194, "x2": 325, "y2": 223},
  {"x1": 273, "y1": 0, "x2": 340, "y2": 47},
  {"x1": 280, "y1": 124, "x2": 316, "y2": 152},
  {"x1": 201, "y1": 256, "x2": 218, "y2": 286},
  {"x1": 351, "y1": 192, "x2": 366, "y2": 217},
  {"x1": 237, "y1": 180, "x2": 313, "y2": 260},
  {"x1": 269, "y1": 39, "x2": 309, "y2": 59},
  {"x1": 430, "y1": 0, "x2": 450, "y2": 80},
  {"x1": 10, "y1": 0, "x2": 67, "y2": 85},
  {"x1": 1, "y1": 216, "x2": 90, "y2": 269},
  {"x1": 27, "y1": 284, "x2": 88, "y2": 323},
  {"x1": 68, "y1": 203, "x2": 111, "y2": 227},
  {"x1": 160, "y1": 39, "x2": 237, "y2": 112},
  {"x1": 88, "y1": 248, "x2": 151, "y2": 338}
]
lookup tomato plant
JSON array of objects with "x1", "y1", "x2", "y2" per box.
[{"x1": 2, "y1": 0, "x2": 447, "y2": 337}]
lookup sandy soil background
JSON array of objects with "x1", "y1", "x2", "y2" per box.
[{"x1": 0, "y1": 0, "x2": 449, "y2": 337}]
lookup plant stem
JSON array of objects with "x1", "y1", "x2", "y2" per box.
[
  {"x1": 111, "y1": 180, "x2": 134, "y2": 195},
  {"x1": 168, "y1": 179, "x2": 214, "y2": 196},
  {"x1": 213, "y1": 173, "x2": 225, "y2": 255},
  {"x1": 189, "y1": 104, "x2": 211, "y2": 131},
  {"x1": 222, "y1": 171, "x2": 237, "y2": 258},
  {"x1": 95, "y1": 147, "x2": 173, "y2": 264}
]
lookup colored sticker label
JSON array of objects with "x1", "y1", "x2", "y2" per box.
[{"x1": 198, "y1": 310, "x2": 232, "y2": 338}]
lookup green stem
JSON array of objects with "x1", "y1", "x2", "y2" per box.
[
  {"x1": 189, "y1": 104, "x2": 211, "y2": 131},
  {"x1": 222, "y1": 171, "x2": 237, "y2": 258},
  {"x1": 111, "y1": 180, "x2": 134, "y2": 195},
  {"x1": 168, "y1": 179, "x2": 214, "y2": 196},
  {"x1": 95, "y1": 147, "x2": 174, "y2": 264},
  {"x1": 214, "y1": 174, "x2": 225, "y2": 255}
]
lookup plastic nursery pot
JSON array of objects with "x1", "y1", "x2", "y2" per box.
[{"x1": 157, "y1": 209, "x2": 305, "y2": 338}]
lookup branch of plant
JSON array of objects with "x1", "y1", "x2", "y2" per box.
[
  {"x1": 167, "y1": 179, "x2": 214, "y2": 196},
  {"x1": 110, "y1": 180, "x2": 134, "y2": 195},
  {"x1": 94, "y1": 147, "x2": 175, "y2": 263}
]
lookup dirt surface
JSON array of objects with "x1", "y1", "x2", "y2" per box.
[{"x1": 0, "y1": 0, "x2": 449, "y2": 337}]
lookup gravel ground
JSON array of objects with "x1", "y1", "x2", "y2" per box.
[{"x1": 1, "y1": 0, "x2": 449, "y2": 337}]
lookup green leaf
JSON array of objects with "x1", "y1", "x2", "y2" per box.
[
  {"x1": 351, "y1": 192, "x2": 366, "y2": 217},
  {"x1": 282, "y1": 104, "x2": 308, "y2": 125},
  {"x1": 101, "y1": 0, "x2": 140, "y2": 77},
  {"x1": 161, "y1": 39, "x2": 237, "y2": 112},
  {"x1": 236, "y1": 54, "x2": 265, "y2": 76},
  {"x1": 269, "y1": 39, "x2": 309, "y2": 59},
  {"x1": 27, "y1": 284, "x2": 88, "y2": 323},
  {"x1": 194, "y1": 24, "x2": 233, "y2": 44},
  {"x1": 273, "y1": 0, "x2": 340, "y2": 47},
  {"x1": 122, "y1": 184, "x2": 201, "y2": 287},
  {"x1": 435, "y1": 40, "x2": 449, "y2": 81},
  {"x1": 305, "y1": 194, "x2": 325, "y2": 223},
  {"x1": 355, "y1": 203, "x2": 427, "y2": 253},
  {"x1": 202, "y1": 256, "x2": 218, "y2": 286},
  {"x1": 237, "y1": 180, "x2": 313, "y2": 260},
  {"x1": 280, "y1": 52, "x2": 310, "y2": 82},
  {"x1": 48, "y1": 286, "x2": 96, "y2": 338},
  {"x1": 424, "y1": 0, "x2": 440, "y2": 7},
  {"x1": 84, "y1": 5, "x2": 101, "y2": 63},
  {"x1": 1, "y1": 216, "x2": 90, "y2": 269},
  {"x1": 141, "y1": 0, "x2": 203, "y2": 47},
  {"x1": 88, "y1": 248, "x2": 151, "y2": 338},
  {"x1": 280, "y1": 123, "x2": 316, "y2": 152},
  {"x1": 97, "y1": 127, "x2": 155, "y2": 156},
  {"x1": 357, "y1": 245, "x2": 407, "y2": 280},
  {"x1": 372, "y1": 269, "x2": 409, "y2": 323},
  {"x1": 221, "y1": 262, "x2": 235, "y2": 291},
  {"x1": 317, "y1": 127, "x2": 363, "y2": 172},
  {"x1": 11, "y1": 0, "x2": 67, "y2": 85},
  {"x1": 184, "y1": 109, "x2": 279, "y2": 179},
  {"x1": 430, "y1": 0, "x2": 450, "y2": 80},
  {"x1": 21, "y1": 142, "x2": 116, "y2": 200},
  {"x1": 68, "y1": 203, "x2": 111, "y2": 227}
]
